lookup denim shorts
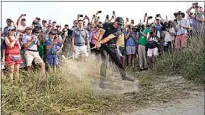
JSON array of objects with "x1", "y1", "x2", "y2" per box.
[{"x1": 47, "y1": 54, "x2": 59, "y2": 67}]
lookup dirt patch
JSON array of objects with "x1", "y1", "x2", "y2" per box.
[{"x1": 122, "y1": 91, "x2": 204, "y2": 115}]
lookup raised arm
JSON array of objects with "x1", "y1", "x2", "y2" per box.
[
  {"x1": 16, "y1": 14, "x2": 24, "y2": 26},
  {"x1": 143, "y1": 13, "x2": 147, "y2": 23},
  {"x1": 186, "y1": 6, "x2": 193, "y2": 15}
]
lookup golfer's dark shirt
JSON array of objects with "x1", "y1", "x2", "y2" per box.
[{"x1": 102, "y1": 22, "x2": 122, "y2": 45}]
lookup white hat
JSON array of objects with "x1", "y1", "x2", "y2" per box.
[
  {"x1": 156, "y1": 17, "x2": 161, "y2": 20},
  {"x1": 8, "y1": 26, "x2": 15, "y2": 31}
]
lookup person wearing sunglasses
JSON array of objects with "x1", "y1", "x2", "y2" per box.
[
  {"x1": 22, "y1": 26, "x2": 45, "y2": 78},
  {"x1": 3, "y1": 18, "x2": 16, "y2": 37},
  {"x1": 4, "y1": 26, "x2": 22, "y2": 81}
]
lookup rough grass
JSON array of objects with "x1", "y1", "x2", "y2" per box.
[
  {"x1": 2, "y1": 33, "x2": 204, "y2": 114},
  {"x1": 152, "y1": 35, "x2": 205, "y2": 84},
  {"x1": 2, "y1": 70, "x2": 123, "y2": 115},
  {"x1": 1, "y1": 57, "x2": 124, "y2": 115}
]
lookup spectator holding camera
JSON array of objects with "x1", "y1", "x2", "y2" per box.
[
  {"x1": 174, "y1": 11, "x2": 191, "y2": 49},
  {"x1": 124, "y1": 25, "x2": 137, "y2": 67},
  {"x1": 45, "y1": 31, "x2": 62, "y2": 73},
  {"x1": 186, "y1": 3, "x2": 204, "y2": 35},
  {"x1": 4, "y1": 27, "x2": 23, "y2": 80},
  {"x1": 147, "y1": 26, "x2": 159, "y2": 68},
  {"x1": 162, "y1": 21, "x2": 175, "y2": 52},
  {"x1": 22, "y1": 27, "x2": 45, "y2": 77},
  {"x1": 90, "y1": 24, "x2": 102, "y2": 55}
]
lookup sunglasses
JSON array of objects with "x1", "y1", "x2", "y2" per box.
[{"x1": 9, "y1": 29, "x2": 15, "y2": 31}]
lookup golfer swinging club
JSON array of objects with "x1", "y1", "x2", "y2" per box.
[{"x1": 95, "y1": 17, "x2": 135, "y2": 88}]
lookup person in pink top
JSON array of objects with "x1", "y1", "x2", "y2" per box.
[
  {"x1": 90, "y1": 24, "x2": 103, "y2": 56},
  {"x1": 4, "y1": 26, "x2": 22, "y2": 81}
]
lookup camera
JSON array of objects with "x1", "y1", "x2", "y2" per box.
[
  {"x1": 78, "y1": 14, "x2": 83, "y2": 17},
  {"x1": 192, "y1": 2, "x2": 198, "y2": 7},
  {"x1": 132, "y1": 24, "x2": 143, "y2": 32},
  {"x1": 156, "y1": 14, "x2": 160, "y2": 17},
  {"x1": 97, "y1": 11, "x2": 102, "y2": 14},
  {"x1": 113, "y1": 11, "x2": 115, "y2": 15},
  {"x1": 148, "y1": 16, "x2": 153, "y2": 19},
  {"x1": 106, "y1": 15, "x2": 109, "y2": 19}
]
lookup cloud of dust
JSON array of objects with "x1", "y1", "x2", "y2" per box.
[{"x1": 58, "y1": 54, "x2": 139, "y2": 95}]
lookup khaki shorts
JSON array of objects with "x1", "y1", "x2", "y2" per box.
[
  {"x1": 24, "y1": 50, "x2": 43, "y2": 66},
  {"x1": 73, "y1": 45, "x2": 88, "y2": 59}
]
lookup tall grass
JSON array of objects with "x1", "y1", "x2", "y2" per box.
[
  {"x1": 1, "y1": 57, "x2": 120, "y2": 115},
  {"x1": 152, "y1": 31, "x2": 205, "y2": 84}
]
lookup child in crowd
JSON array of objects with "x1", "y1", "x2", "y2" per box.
[{"x1": 45, "y1": 31, "x2": 62, "y2": 73}]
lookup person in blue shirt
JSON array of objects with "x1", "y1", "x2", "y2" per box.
[
  {"x1": 45, "y1": 31, "x2": 62, "y2": 73},
  {"x1": 124, "y1": 25, "x2": 137, "y2": 67}
]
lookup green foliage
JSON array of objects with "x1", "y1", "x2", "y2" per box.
[{"x1": 152, "y1": 36, "x2": 205, "y2": 84}]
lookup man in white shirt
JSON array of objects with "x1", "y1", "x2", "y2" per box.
[{"x1": 162, "y1": 21, "x2": 175, "y2": 52}]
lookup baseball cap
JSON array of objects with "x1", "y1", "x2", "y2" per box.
[
  {"x1": 156, "y1": 17, "x2": 161, "y2": 20},
  {"x1": 8, "y1": 26, "x2": 15, "y2": 31},
  {"x1": 36, "y1": 17, "x2": 41, "y2": 20},
  {"x1": 115, "y1": 17, "x2": 124, "y2": 25},
  {"x1": 25, "y1": 26, "x2": 32, "y2": 30},
  {"x1": 6, "y1": 18, "x2": 12, "y2": 22},
  {"x1": 49, "y1": 31, "x2": 55, "y2": 35}
]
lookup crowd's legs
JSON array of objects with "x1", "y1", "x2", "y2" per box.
[
  {"x1": 138, "y1": 45, "x2": 148, "y2": 70},
  {"x1": 175, "y1": 34, "x2": 187, "y2": 50}
]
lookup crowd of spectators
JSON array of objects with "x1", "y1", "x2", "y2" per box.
[{"x1": 1, "y1": 2, "x2": 204, "y2": 81}]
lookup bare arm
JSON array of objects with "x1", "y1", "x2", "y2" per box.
[
  {"x1": 140, "y1": 31, "x2": 147, "y2": 38},
  {"x1": 5, "y1": 36, "x2": 18, "y2": 48},
  {"x1": 2, "y1": 49, "x2": 6, "y2": 61},
  {"x1": 97, "y1": 28, "x2": 105, "y2": 42},
  {"x1": 71, "y1": 38, "x2": 75, "y2": 51},
  {"x1": 46, "y1": 43, "x2": 54, "y2": 50},
  {"x1": 186, "y1": 6, "x2": 193, "y2": 15},
  {"x1": 23, "y1": 36, "x2": 35, "y2": 48},
  {"x1": 16, "y1": 14, "x2": 23, "y2": 26},
  {"x1": 143, "y1": 13, "x2": 147, "y2": 23},
  {"x1": 99, "y1": 34, "x2": 116, "y2": 44},
  {"x1": 125, "y1": 32, "x2": 130, "y2": 40}
]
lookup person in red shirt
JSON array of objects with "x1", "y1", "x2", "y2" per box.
[{"x1": 4, "y1": 26, "x2": 23, "y2": 81}]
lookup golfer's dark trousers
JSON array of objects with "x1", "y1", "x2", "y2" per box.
[{"x1": 100, "y1": 44, "x2": 126, "y2": 82}]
